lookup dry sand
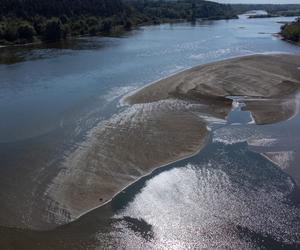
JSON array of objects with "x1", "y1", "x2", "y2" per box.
[
  {"x1": 46, "y1": 100, "x2": 229, "y2": 224},
  {"x1": 124, "y1": 54, "x2": 300, "y2": 105}
]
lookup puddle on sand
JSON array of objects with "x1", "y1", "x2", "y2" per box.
[{"x1": 226, "y1": 96, "x2": 254, "y2": 125}]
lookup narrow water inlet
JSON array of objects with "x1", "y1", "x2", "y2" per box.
[{"x1": 226, "y1": 96, "x2": 254, "y2": 125}]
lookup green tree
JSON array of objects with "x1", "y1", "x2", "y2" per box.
[
  {"x1": 17, "y1": 23, "x2": 36, "y2": 42},
  {"x1": 0, "y1": 0, "x2": 239, "y2": 45},
  {"x1": 4, "y1": 24, "x2": 18, "y2": 42},
  {"x1": 100, "y1": 19, "x2": 112, "y2": 33},
  {"x1": 281, "y1": 20, "x2": 300, "y2": 43},
  {"x1": 123, "y1": 19, "x2": 132, "y2": 30},
  {"x1": 44, "y1": 18, "x2": 63, "y2": 41}
]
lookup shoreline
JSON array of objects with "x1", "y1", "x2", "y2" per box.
[
  {"x1": 44, "y1": 53, "x2": 300, "y2": 230},
  {"x1": 70, "y1": 132, "x2": 211, "y2": 228},
  {"x1": 275, "y1": 33, "x2": 300, "y2": 46},
  {"x1": 45, "y1": 99, "x2": 214, "y2": 229},
  {"x1": 0, "y1": 17, "x2": 238, "y2": 49},
  {"x1": 1, "y1": 54, "x2": 300, "y2": 231}
]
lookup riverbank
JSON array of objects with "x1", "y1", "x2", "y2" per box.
[
  {"x1": 0, "y1": 0, "x2": 237, "y2": 46},
  {"x1": 43, "y1": 54, "x2": 300, "y2": 230},
  {"x1": 0, "y1": 16, "x2": 235, "y2": 49}
]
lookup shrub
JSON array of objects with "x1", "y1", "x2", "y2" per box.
[
  {"x1": 100, "y1": 19, "x2": 112, "y2": 33},
  {"x1": 86, "y1": 17, "x2": 99, "y2": 26},
  {"x1": 123, "y1": 19, "x2": 132, "y2": 30},
  {"x1": 44, "y1": 18, "x2": 63, "y2": 41},
  {"x1": 4, "y1": 24, "x2": 18, "y2": 42},
  {"x1": 17, "y1": 23, "x2": 36, "y2": 42},
  {"x1": 281, "y1": 21, "x2": 300, "y2": 42},
  {"x1": 33, "y1": 16, "x2": 47, "y2": 34}
]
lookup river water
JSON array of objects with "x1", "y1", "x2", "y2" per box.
[{"x1": 0, "y1": 14, "x2": 300, "y2": 249}]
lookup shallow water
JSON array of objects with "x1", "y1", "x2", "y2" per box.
[{"x1": 1, "y1": 14, "x2": 300, "y2": 249}]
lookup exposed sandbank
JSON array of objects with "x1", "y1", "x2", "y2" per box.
[
  {"x1": 124, "y1": 54, "x2": 300, "y2": 105},
  {"x1": 18, "y1": 54, "x2": 300, "y2": 229},
  {"x1": 125, "y1": 54, "x2": 300, "y2": 126},
  {"x1": 46, "y1": 99, "x2": 228, "y2": 225}
]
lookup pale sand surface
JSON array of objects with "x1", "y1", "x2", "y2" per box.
[
  {"x1": 262, "y1": 151, "x2": 295, "y2": 170},
  {"x1": 125, "y1": 54, "x2": 300, "y2": 104},
  {"x1": 46, "y1": 100, "x2": 228, "y2": 224},
  {"x1": 17, "y1": 54, "x2": 300, "y2": 229},
  {"x1": 242, "y1": 95, "x2": 299, "y2": 125}
]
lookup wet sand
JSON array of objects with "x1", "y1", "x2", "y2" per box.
[
  {"x1": 42, "y1": 54, "x2": 300, "y2": 229},
  {"x1": 46, "y1": 100, "x2": 228, "y2": 226},
  {"x1": 124, "y1": 54, "x2": 300, "y2": 104},
  {"x1": 0, "y1": 54, "x2": 298, "y2": 230}
]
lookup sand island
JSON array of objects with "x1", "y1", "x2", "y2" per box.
[{"x1": 40, "y1": 54, "x2": 300, "y2": 230}]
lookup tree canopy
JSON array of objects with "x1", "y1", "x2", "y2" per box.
[
  {"x1": 0, "y1": 0, "x2": 237, "y2": 45},
  {"x1": 281, "y1": 18, "x2": 300, "y2": 44}
]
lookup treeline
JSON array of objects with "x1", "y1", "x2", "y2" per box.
[
  {"x1": 0, "y1": 0, "x2": 125, "y2": 17},
  {"x1": 0, "y1": 0, "x2": 237, "y2": 45},
  {"x1": 0, "y1": 0, "x2": 136, "y2": 44},
  {"x1": 281, "y1": 18, "x2": 300, "y2": 44},
  {"x1": 127, "y1": 0, "x2": 237, "y2": 21}
]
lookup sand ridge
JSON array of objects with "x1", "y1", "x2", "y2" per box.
[{"x1": 33, "y1": 54, "x2": 300, "y2": 229}]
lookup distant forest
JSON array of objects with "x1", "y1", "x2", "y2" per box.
[
  {"x1": 231, "y1": 3, "x2": 300, "y2": 44},
  {"x1": 231, "y1": 4, "x2": 300, "y2": 17},
  {"x1": 0, "y1": 0, "x2": 237, "y2": 45}
]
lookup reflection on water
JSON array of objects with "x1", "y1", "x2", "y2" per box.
[
  {"x1": 0, "y1": 14, "x2": 300, "y2": 249},
  {"x1": 2, "y1": 142, "x2": 299, "y2": 249},
  {"x1": 100, "y1": 92, "x2": 300, "y2": 249},
  {"x1": 0, "y1": 37, "x2": 120, "y2": 64},
  {"x1": 108, "y1": 143, "x2": 300, "y2": 249},
  {"x1": 2, "y1": 83, "x2": 300, "y2": 249}
]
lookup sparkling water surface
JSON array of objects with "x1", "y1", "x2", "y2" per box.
[{"x1": 0, "y1": 14, "x2": 300, "y2": 249}]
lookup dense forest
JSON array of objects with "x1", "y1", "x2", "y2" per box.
[
  {"x1": 281, "y1": 18, "x2": 300, "y2": 44},
  {"x1": 126, "y1": 0, "x2": 236, "y2": 21},
  {"x1": 0, "y1": 0, "x2": 237, "y2": 45}
]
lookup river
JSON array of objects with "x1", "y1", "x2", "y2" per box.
[{"x1": 0, "y1": 14, "x2": 300, "y2": 249}]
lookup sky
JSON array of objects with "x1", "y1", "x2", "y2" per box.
[{"x1": 216, "y1": 0, "x2": 300, "y2": 3}]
